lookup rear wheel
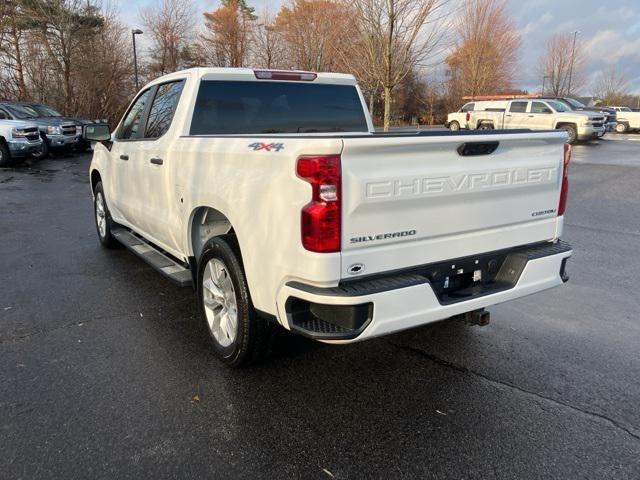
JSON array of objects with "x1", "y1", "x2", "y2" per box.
[
  {"x1": 198, "y1": 236, "x2": 274, "y2": 367},
  {"x1": 449, "y1": 121, "x2": 460, "y2": 131},
  {"x1": 560, "y1": 124, "x2": 578, "y2": 144},
  {"x1": 615, "y1": 122, "x2": 628, "y2": 134},
  {"x1": 478, "y1": 122, "x2": 494, "y2": 130},
  {"x1": 0, "y1": 142, "x2": 10, "y2": 167}
]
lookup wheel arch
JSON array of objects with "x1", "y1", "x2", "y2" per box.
[
  {"x1": 90, "y1": 169, "x2": 102, "y2": 193},
  {"x1": 188, "y1": 206, "x2": 236, "y2": 262},
  {"x1": 555, "y1": 122, "x2": 576, "y2": 129}
]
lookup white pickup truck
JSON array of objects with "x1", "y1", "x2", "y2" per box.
[
  {"x1": 447, "y1": 99, "x2": 605, "y2": 144},
  {"x1": 609, "y1": 106, "x2": 640, "y2": 133},
  {"x1": 0, "y1": 119, "x2": 43, "y2": 166},
  {"x1": 85, "y1": 68, "x2": 573, "y2": 366}
]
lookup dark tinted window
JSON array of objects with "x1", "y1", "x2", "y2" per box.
[
  {"x1": 145, "y1": 81, "x2": 184, "y2": 138},
  {"x1": 190, "y1": 81, "x2": 368, "y2": 135},
  {"x1": 461, "y1": 103, "x2": 475, "y2": 112},
  {"x1": 509, "y1": 101, "x2": 528, "y2": 113},
  {"x1": 531, "y1": 102, "x2": 550, "y2": 114},
  {"x1": 118, "y1": 89, "x2": 152, "y2": 140}
]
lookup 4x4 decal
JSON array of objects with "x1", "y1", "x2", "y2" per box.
[{"x1": 248, "y1": 142, "x2": 285, "y2": 152}]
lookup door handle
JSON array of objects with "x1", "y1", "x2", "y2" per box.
[
  {"x1": 119, "y1": 154, "x2": 129, "y2": 161},
  {"x1": 505, "y1": 114, "x2": 512, "y2": 117},
  {"x1": 528, "y1": 115, "x2": 535, "y2": 117},
  {"x1": 150, "y1": 157, "x2": 163, "y2": 165}
]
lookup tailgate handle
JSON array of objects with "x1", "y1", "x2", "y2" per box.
[{"x1": 457, "y1": 141, "x2": 499, "y2": 156}]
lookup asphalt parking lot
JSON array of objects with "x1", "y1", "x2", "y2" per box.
[{"x1": 1, "y1": 134, "x2": 640, "y2": 479}]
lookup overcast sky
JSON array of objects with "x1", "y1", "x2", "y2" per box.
[{"x1": 118, "y1": 0, "x2": 640, "y2": 94}]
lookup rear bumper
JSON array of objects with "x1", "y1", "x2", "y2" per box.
[{"x1": 276, "y1": 241, "x2": 572, "y2": 343}]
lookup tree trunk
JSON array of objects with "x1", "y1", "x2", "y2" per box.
[
  {"x1": 11, "y1": 25, "x2": 27, "y2": 100},
  {"x1": 368, "y1": 90, "x2": 375, "y2": 118},
  {"x1": 383, "y1": 85, "x2": 392, "y2": 132}
]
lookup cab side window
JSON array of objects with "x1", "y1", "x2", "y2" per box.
[
  {"x1": 509, "y1": 101, "x2": 528, "y2": 113},
  {"x1": 117, "y1": 89, "x2": 152, "y2": 140},
  {"x1": 144, "y1": 81, "x2": 185, "y2": 139},
  {"x1": 531, "y1": 102, "x2": 550, "y2": 114},
  {"x1": 461, "y1": 103, "x2": 475, "y2": 112}
]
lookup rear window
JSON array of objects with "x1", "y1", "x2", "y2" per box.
[{"x1": 190, "y1": 80, "x2": 368, "y2": 135}]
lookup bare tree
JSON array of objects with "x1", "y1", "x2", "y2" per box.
[
  {"x1": 445, "y1": 0, "x2": 519, "y2": 100},
  {"x1": 274, "y1": 0, "x2": 354, "y2": 72},
  {"x1": 16, "y1": 0, "x2": 104, "y2": 113},
  {"x1": 250, "y1": 7, "x2": 285, "y2": 69},
  {"x1": 351, "y1": 0, "x2": 450, "y2": 131},
  {"x1": 141, "y1": 0, "x2": 195, "y2": 77},
  {"x1": 200, "y1": 0, "x2": 255, "y2": 67},
  {"x1": 73, "y1": 10, "x2": 134, "y2": 122},
  {"x1": 539, "y1": 32, "x2": 586, "y2": 97},
  {"x1": 592, "y1": 66, "x2": 630, "y2": 106},
  {"x1": 0, "y1": 0, "x2": 29, "y2": 100}
]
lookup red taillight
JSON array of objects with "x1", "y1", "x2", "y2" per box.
[
  {"x1": 254, "y1": 70, "x2": 317, "y2": 81},
  {"x1": 466, "y1": 111, "x2": 470, "y2": 122},
  {"x1": 296, "y1": 155, "x2": 341, "y2": 253},
  {"x1": 558, "y1": 143, "x2": 571, "y2": 215}
]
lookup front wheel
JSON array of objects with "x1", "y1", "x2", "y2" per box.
[
  {"x1": 33, "y1": 137, "x2": 49, "y2": 160},
  {"x1": 0, "y1": 142, "x2": 11, "y2": 167},
  {"x1": 198, "y1": 236, "x2": 274, "y2": 367},
  {"x1": 615, "y1": 122, "x2": 628, "y2": 134},
  {"x1": 561, "y1": 125, "x2": 578, "y2": 144},
  {"x1": 449, "y1": 121, "x2": 460, "y2": 131},
  {"x1": 93, "y1": 182, "x2": 118, "y2": 248}
]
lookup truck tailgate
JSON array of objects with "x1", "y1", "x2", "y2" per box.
[{"x1": 340, "y1": 131, "x2": 567, "y2": 279}]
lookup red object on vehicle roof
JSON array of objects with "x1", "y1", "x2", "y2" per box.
[{"x1": 462, "y1": 94, "x2": 542, "y2": 101}]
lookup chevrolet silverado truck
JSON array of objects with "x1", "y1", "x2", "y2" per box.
[
  {"x1": 608, "y1": 106, "x2": 640, "y2": 133},
  {"x1": 20, "y1": 102, "x2": 94, "y2": 152},
  {"x1": 85, "y1": 68, "x2": 573, "y2": 367},
  {"x1": 457, "y1": 98, "x2": 604, "y2": 144},
  {"x1": 0, "y1": 118, "x2": 43, "y2": 166},
  {"x1": 0, "y1": 102, "x2": 79, "y2": 158},
  {"x1": 547, "y1": 97, "x2": 617, "y2": 132}
]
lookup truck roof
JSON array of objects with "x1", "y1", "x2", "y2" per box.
[{"x1": 143, "y1": 67, "x2": 359, "y2": 90}]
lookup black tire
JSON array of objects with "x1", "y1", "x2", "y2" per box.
[
  {"x1": 0, "y1": 142, "x2": 11, "y2": 167},
  {"x1": 449, "y1": 121, "x2": 460, "y2": 131},
  {"x1": 478, "y1": 122, "x2": 494, "y2": 130},
  {"x1": 615, "y1": 122, "x2": 628, "y2": 134},
  {"x1": 33, "y1": 137, "x2": 49, "y2": 160},
  {"x1": 561, "y1": 124, "x2": 578, "y2": 144},
  {"x1": 93, "y1": 181, "x2": 118, "y2": 248},
  {"x1": 197, "y1": 236, "x2": 274, "y2": 367}
]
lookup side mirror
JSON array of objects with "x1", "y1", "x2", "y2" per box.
[
  {"x1": 0, "y1": 111, "x2": 7, "y2": 120},
  {"x1": 83, "y1": 123, "x2": 111, "y2": 142},
  {"x1": 543, "y1": 108, "x2": 552, "y2": 114}
]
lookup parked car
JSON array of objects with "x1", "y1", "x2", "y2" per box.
[
  {"x1": 0, "y1": 118, "x2": 43, "y2": 166},
  {"x1": 85, "y1": 67, "x2": 572, "y2": 367},
  {"x1": 444, "y1": 102, "x2": 478, "y2": 130},
  {"x1": 607, "y1": 106, "x2": 640, "y2": 133},
  {"x1": 0, "y1": 102, "x2": 79, "y2": 158},
  {"x1": 19, "y1": 102, "x2": 93, "y2": 151},
  {"x1": 549, "y1": 97, "x2": 617, "y2": 132},
  {"x1": 448, "y1": 98, "x2": 603, "y2": 143}
]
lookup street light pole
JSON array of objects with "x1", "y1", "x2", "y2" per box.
[
  {"x1": 131, "y1": 29, "x2": 143, "y2": 92},
  {"x1": 567, "y1": 30, "x2": 579, "y2": 96}
]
